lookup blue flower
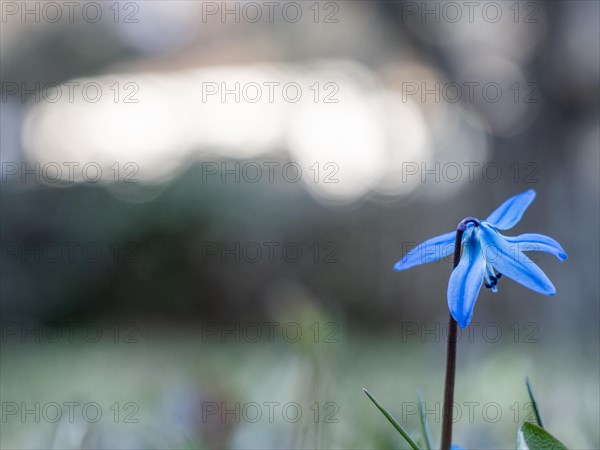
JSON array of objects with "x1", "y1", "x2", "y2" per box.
[{"x1": 394, "y1": 189, "x2": 567, "y2": 328}]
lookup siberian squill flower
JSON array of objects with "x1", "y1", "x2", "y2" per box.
[{"x1": 394, "y1": 190, "x2": 567, "y2": 328}]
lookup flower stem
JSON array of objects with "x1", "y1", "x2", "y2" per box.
[{"x1": 441, "y1": 228, "x2": 464, "y2": 450}]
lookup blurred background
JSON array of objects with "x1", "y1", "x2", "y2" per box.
[{"x1": 1, "y1": 0, "x2": 598, "y2": 448}]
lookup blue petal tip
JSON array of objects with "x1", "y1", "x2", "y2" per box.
[{"x1": 451, "y1": 311, "x2": 471, "y2": 329}]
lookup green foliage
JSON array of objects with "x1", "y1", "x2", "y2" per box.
[
  {"x1": 364, "y1": 379, "x2": 573, "y2": 450},
  {"x1": 517, "y1": 422, "x2": 568, "y2": 450},
  {"x1": 516, "y1": 378, "x2": 568, "y2": 450},
  {"x1": 363, "y1": 388, "x2": 421, "y2": 450},
  {"x1": 417, "y1": 390, "x2": 433, "y2": 450},
  {"x1": 525, "y1": 377, "x2": 545, "y2": 428}
]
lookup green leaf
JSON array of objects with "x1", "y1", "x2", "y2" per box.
[
  {"x1": 363, "y1": 388, "x2": 421, "y2": 450},
  {"x1": 525, "y1": 377, "x2": 545, "y2": 428},
  {"x1": 417, "y1": 390, "x2": 433, "y2": 450},
  {"x1": 517, "y1": 422, "x2": 568, "y2": 450}
]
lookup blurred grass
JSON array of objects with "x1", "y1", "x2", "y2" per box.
[{"x1": 1, "y1": 323, "x2": 598, "y2": 449}]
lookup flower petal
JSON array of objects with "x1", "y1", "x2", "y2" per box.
[
  {"x1": 480, "y1": 223, "x2": 556, "y2": 295},
  {"x1": 394, "y1": 231, "x2": 456, "y2": 271},
  {"x1": 447, "y1": 228, "x2": 486, "y2": 328},
  {"x1": 485, "y1": 189, "x2": 536, "y2": 230},
  {"x1": 504, "y1": 233, "x2": 568, "y2": 261}
]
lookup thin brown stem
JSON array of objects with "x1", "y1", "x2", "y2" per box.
[{"x1": 440, "y1": 228, "x2": 464, "y2": 450}]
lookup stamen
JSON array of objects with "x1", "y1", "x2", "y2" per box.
[
  {"x1": 490, "y1": 272, "x2": 502, "y2": 290},
  {"x1": 484, "y1": 265, "x2": 502, "y2": 290}
]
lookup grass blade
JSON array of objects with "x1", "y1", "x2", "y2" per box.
[
  {"x1": 417, "y1": 390, "x2": 433, "y2": 450},
  {"x1": 525, "y1": 377, "x2": 545, "y2": 428},
  {"x1": 363, "y1": 388, "x2": 421, "y2": 450}
]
